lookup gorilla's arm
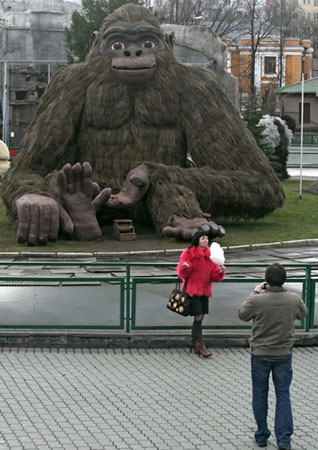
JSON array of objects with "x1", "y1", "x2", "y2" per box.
[
  {"x1": 145, "y1": 67, "x2": 285, "y2": 238},
  {"x1": 1, "y1": 64, "x2": 88, "y2": 244}
]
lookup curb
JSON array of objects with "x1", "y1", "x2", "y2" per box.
[
  {"x1": 0, "y1": 238, "x2": 318, "y2": 259},
  {"x1": 0, "y1": 331, "x2": 317, "y2": 349}
]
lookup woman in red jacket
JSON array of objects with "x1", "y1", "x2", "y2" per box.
[{"x1": 177, "y1": 230, "x2": 225, "y2": 357}]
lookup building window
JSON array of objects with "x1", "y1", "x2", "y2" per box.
[
  {"x1": 299, "y1": 103, "x2": 310, "y2": 123},
  {"x1": 264, "y1": 56, "x2": 276, "y2": 74},
  {"x1": 315, "y1": 13, "x2": 318, "y2": 19},
  {"x1": 315, "y1": 0, "x2": 318, "y2": 5}
]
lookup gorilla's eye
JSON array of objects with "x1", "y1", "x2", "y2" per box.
[
  {"x1": 111, "y1": 41, "x2": 125, "y2": 50},
  {"x1": 142, "y1": 40, "x2": 155, "y2": 49}
]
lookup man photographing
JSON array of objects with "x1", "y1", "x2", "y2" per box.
[{"x1": 238, "y1": 263, "x2": 307, "y2": 450}]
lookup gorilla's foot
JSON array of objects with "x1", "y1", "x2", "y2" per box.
[
  {"x1": 162, "y1": 215, "x2": 225, "y2": 241},
  {"x1": 107, "y1": 164, "x2": 150, "y2": 208}
]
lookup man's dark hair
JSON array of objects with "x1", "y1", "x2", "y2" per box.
[{"x1": 265, "y1": 263, "x2": 286, "y2": 286}]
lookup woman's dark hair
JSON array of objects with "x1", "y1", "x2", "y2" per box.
[
  {"x1": 190, "y1": 230, "x2": 209, "y2": 248},
  {"x1": 265, "y1": 263, "x2": 286, "y2": 286}
]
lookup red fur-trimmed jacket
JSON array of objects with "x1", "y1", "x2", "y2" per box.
[{"x1": 177, "y1": 246, "x2": 225, "y2": 298}]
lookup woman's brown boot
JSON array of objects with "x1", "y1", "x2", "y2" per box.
[
  {"x1": 195, "y1": 338, "x2": 212, "y2": 358},
  {"x1": 189, "y1": 334, "x2": 196, "y2": 353}
]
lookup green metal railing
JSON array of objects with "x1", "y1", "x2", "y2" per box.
[
  {"x1": 292, "y1": 133, "x2": 318, "y2": 145},
  {"x1": 0, "y1": 262, "x2": 316, "y2": 333}
]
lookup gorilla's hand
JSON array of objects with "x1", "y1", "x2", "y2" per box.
[
  {"x1": 16, "y1": 194, "x2": 74, "y2": 246},
  {"x1": 57, "y1": 162, "x2": 111, "y2": 240},
  {"x1": 162, "y1": 215, "x2": 225, "y2": 241},
  {"x1": 107, "y1": 164, "x2": 149, "y2": 208}
]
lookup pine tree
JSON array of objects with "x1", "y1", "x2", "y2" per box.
[{"x1": 65, "y1": 0, "x2": 141, "y2": 62}]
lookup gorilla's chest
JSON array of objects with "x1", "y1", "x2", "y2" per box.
[
  {"x1": 84, "y1": 82, "x2": 180, "y2": 129},
  {"x1": 77, "y1": 85, "x2": 185, "y2": 179}
]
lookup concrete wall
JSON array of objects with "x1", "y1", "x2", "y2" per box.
[
  {"x1": 162, "y1": 24, "x2": 239, "y2": 108},
  {"x1": 0, "y1": 0, "x2": 82, "y2": 61},
  {"x1": 0, "y1": 0, "x2": 82, "y2": 146}
]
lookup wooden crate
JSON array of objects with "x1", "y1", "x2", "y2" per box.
[{"x1": 113, "y1": 219, "x2": 136, "y2": 241}]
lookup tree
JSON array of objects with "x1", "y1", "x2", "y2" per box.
[
  {"x1": 290, "y1": 9, "x2": 318, "y2": 58},
  {"x1": 65, "y1": 0, "x2": 141, "y2": 62},
  {"x1": 153, "y1": 0, "x2": 206, "y2": 25},
  {"x1": 153, "y1": 0, "x2": 248, "y2": 33},
  {"x1": 243, "y1": 0, "x2": 276, "y2": 106},
  {"x1": 267, "y1": 0, "x2": 298, "y2": 87},
  {"x1": 243, "y1": 107, "x2": 282, "y2": 177},
  {"x1": 207, "y1": 0, "x2": 249, "y2": 39}
]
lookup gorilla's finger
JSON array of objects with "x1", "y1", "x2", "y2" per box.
[
  {"x1": 56, "y1": 170, "x2": 68, "y2": 196},
  {"x1": 45, "y1": 202, "x2": 58, "y2": 242},
  {"x1": 92, "y1": 182, "x2": 101, "y2": 198},
  {"x1": 72, "y1": 162, "x2": 82, "y2": 193},
  {"x1": 161, "y1": 226, "x2": 181, "y2": 238},
  {"x1": 38, "y1": 204, "x2": 51, "y2": 245},
  {"x1": 82, "y1": 162, "x2": 93, "y2": 198},
  {"x1": 27, "y1": 203, "x2": 40, "y2": 246},
  {"x1": 59, "y1": 206, "x2": 74, "y2": 237},
  {"x1": 93, "y1": 188, "x2": 112, "y2": 211},
  {"x1": 16, "y1": 202, "x2": 31, "y2": 244},
  {"x1": 61, "y1": 163, "x2": 74, "y2": 194},
  {"x1": 200, "y1": 223, "x2": 210, "y2": 233},
  {"x1": 208, "y1": 221, "x2": 219, "y2": 233},
  {"x1": 218, "y1": 225, "x2": 226, "y2": 237}
]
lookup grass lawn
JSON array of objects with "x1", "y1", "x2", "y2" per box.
[
  {"x1": 0, "y1": 179, "x2": 317, "y2": 253},
  {"x1": 217, "y1": 179, "x2": 318, "y2": 247}
]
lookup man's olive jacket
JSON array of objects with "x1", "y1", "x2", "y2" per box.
[{"x1": 238, "y1": 286, "x2": 308, "y2": 355}]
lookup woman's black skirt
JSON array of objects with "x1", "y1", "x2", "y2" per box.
[{"x1": 189, "y1": 295, "x2": 209, "y2": 316}]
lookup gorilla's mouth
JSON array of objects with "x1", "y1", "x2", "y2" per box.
[
  {"x1": 113, "y1": 65, "x2": 156, "y2": 71},
  {"x1": 112, "y1": 65, "x2": 156, "y2": 83},
  {"x1": 111, "y1": 55, "x2": 157, "y2": 83}
]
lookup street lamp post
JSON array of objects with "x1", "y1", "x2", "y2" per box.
[
  {"x1": 1, "y1": 61, "x2": 9, "y2": 146},
  {"x1": 299, "y1": 46, "x2": 307, "y2": 200}
]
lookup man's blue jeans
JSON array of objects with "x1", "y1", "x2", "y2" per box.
[{"x1": 251, "y1": 354, "x2": 293, "y2": 446}]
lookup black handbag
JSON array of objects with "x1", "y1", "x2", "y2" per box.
[{"x1": 167, "y1": 279, "x2": 191, "y2": 316}]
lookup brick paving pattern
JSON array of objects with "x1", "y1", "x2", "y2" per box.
[{"x1": 0, "y1": 347, "x2": 317, "y2": 450}]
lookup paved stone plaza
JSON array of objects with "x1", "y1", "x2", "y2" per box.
[
  {"x1": 0, "y1": 346, "x2": 317, "y2": 450},
  {"x1": 0, "y1": 242, "x2": 317, "y2": 449}
]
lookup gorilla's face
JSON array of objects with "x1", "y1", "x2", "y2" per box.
[{"x1": 100, "y1": 21, "x2": 165, "y2": 84}]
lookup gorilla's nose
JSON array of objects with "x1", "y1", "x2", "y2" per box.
[{"x1": 123, "y1": 49, "x2": 143, "y2": 57}]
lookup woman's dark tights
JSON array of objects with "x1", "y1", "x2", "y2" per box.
[{"x1": 192, "y1": 315, "x2": 204, "y2": 339}]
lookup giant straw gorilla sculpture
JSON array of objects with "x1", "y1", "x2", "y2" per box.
[{"x1": 1, "y1": 4, "x2": 284, "y2": 245}]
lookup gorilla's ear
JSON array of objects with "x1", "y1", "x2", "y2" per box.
[{"x1": 89, "y1": 31, "x2": 99, "y2": 51}]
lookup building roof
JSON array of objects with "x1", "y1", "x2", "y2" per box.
[{"x1": 275, "y1": 77, "x2": 318, "y2": 94}]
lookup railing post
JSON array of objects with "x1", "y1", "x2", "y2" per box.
[
  {"x1": 125, "y1": 264, "x2": 131, "y2": 333},
  {"x1": 305, "y1": 265, "x2": 313, "y2": 332}
]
